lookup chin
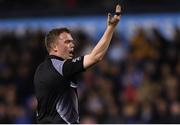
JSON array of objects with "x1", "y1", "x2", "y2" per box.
[{"x1": 68, "y1": 56, "x2": 73, "y2": 59}]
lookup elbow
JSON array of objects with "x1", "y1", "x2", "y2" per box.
[
  {"x1": 97, "y1": 56, "x2": 104, "y2": 62},
  {"x1": 89, "y1": 51, "x2": 105, "y2": 64},
  {"x1": 94, "y1": 58, "x2": 102, "y2": 63},
  {"x1": 94, "y1": 54, "x2": 104, "y2": 62}
]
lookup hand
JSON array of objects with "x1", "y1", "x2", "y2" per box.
[{"x1": 107, "y1": 4, "x2": 121, "y2": 28}]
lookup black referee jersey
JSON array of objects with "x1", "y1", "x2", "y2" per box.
[{"x1": 34, "y1": 55, "x2": 85, "y2": 124}]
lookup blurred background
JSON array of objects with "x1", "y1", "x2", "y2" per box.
[{"x1": 0, "y1": 0, "x2": 180, "y2": 123}]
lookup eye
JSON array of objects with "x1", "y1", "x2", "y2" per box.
[
  {"x1": 64, "y1": 40, "x2": 70, "y2": 44},
  {"x1": 64, "y1": 40, "x2": 74, "y2": 44}
]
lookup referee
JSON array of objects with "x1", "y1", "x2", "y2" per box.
[{"x1": 34, "y1": 4, "x2": 121, "y2": 124}]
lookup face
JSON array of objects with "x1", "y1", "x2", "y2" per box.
[{"x1": 54, "y1": 32, "x2": 75, "y2": 59}]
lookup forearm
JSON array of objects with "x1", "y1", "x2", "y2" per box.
[
  {"x1": 83, "y1": 4, "x2": 121, "y2": 69},
  {"x1": 91, "y1": 26, "x2": 115, "y2": 61}
]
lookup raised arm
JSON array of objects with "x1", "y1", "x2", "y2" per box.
[{"x1": 83, "y1": 4, "x2": 121, "y2": 69}]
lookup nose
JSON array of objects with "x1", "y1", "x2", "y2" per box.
[{"x1": 70, "y1": 41, "x2": 75, "y2": 48}]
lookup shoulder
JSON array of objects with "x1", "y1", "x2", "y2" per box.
[{"x1": 34, "y1": 58, "x2": 52, "y2": 77}]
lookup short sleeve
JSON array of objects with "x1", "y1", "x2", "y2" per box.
[{"x1": 62, "y1": 56, "x2": 85, "y2": 78}]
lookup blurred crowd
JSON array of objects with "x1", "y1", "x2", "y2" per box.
[
  {"x1": 0, "y1": 25, "x2": 180, "y2": 123},
  {"x1": 1, "y1": 0, "x2": 180, "y2": 18}
]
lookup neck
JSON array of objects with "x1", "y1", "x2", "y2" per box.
[{"x1": 49, "y1": 51, "x2": 66, "y2": 60}]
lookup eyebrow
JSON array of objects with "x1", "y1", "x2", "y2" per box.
[{"x1": 64, "y1": 39, "x2": 75, "y2": 43}]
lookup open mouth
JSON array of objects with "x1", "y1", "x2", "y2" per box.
[
  {"x1": 69, "y1": 51, "x2": 74, "y2": 55},
  {"x1": 69, "y1": 49, "x2": 74, "y2": 56},
  {"x1": 68, "y1": 46, "x2": 75, "y2": 58}
]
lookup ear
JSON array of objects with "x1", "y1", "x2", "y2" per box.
[{"x1": 51, "y1": 43, "x2": 58, "y2": 52}]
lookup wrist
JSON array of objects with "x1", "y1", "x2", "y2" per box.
[{"x1": 107, "y1": 25, "x2": 116, "y2": 31}]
